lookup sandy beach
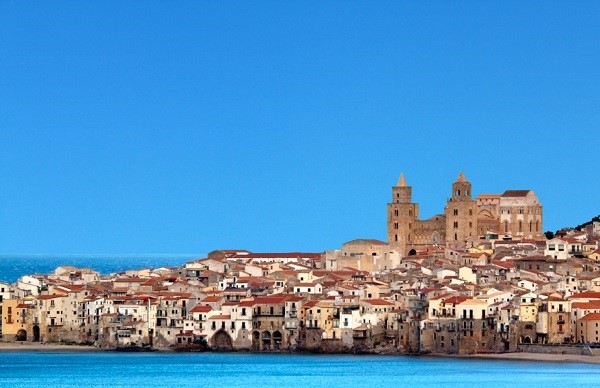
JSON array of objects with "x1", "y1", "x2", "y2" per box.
[
  {"x1": 430, "y1": 351, "x2": 600, "y2": 365},
  {"x1": 0, "y1": 342, "x2": 102, "y2": 352}
]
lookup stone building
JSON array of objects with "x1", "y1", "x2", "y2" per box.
[
  {"x1": 324, "y1": 239, "x2": 401, "y2": 272},
  {"x1": 387, "y1": 172, "x2": 544, "y2": 255}
]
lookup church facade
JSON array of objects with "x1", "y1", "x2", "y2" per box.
[{"x1": 387, "y1": 172, "x2": 543, "y2": 255}]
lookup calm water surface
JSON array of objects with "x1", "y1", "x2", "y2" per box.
[
  {"x1": 0, "y1": 352, "x2": 598, "y2": 388},
  {"x1": 0, "y1": 254, "x2": 200, "y2": 283}
]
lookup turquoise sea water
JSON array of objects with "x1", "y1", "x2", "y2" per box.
[
  {"x1": 0, "y1": 254, "x2": 200, "y2": 283},
  {"x1": 0, "y1": 352, "x2": 598, "y2": 388}
]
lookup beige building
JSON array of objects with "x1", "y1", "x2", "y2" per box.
[
  {"x1": 498, "y1": 190, "x2": 543, "y2": 238},
  {"x1": 576, "y1": 312, "x2": 600, "y2": 343},
  {"x1": 387, "y1": 172, "x2": 544, "y2": 255},
  {"x1": 324, "y1": 239, "x2": 400, "y2": 272}
]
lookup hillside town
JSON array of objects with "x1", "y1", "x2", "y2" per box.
[{"x1": 2, "y1": 173, "x2": 600, "y2": 355}]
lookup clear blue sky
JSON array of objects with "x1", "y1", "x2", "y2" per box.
[{"x1": 1, "y1": 2, "x2": 599, "y2": 254}]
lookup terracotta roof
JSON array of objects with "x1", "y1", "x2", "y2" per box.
[
  {"x1": 252, "y1": 296, "x2": 288, "y2": 305},
  {"x1": 572, "y1": 301, "x2": 600, "y2": 309},
  {"x1": 477, "y1": 194, "x2": 501, "y2": 199},
  {"x1": 580, "y1": 312, "x2": 600, "y2": 321},
  {"x1": 363, "y1": 299, "x2": 394, "y2": 306},
  {"x1": 295, "y1": 282, "x2": 318, "y2": 287},
  {"x1": 37, "y1": 295, "x2": 62, "y2": 300},
  {"x1": 443, "y1": 296, "x2": 469, "y2": 305},
  {"x1": 302, "y1": 300, "x2": 319, "y2": 309},
  {"x1": 570, "y1": 292, "x2": 600, "y2": 300},
  {"x1": 229, "y1": 252, "x2": 322, "y2": 260},
  {"x1": 114, "y1": 277, "x2": 147, "y2": 283},
  {"x1": 189, "y1": 305, "x2": 212, "y2": 313},
  {"x1": 209, "y1": 314, "x2": 231, "y2": 320},
  {"x1": 501, "y1": 190, "x2": 531, "y2": 197},
  {"x1": 201, "y1": 295, "x2": 224, "y2": 303}
]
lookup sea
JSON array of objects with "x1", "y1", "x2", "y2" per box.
[
  {"x1": 0, "y1": 352, "x2": 599, "y2": 387},
  {"x1": 1, "y1": 256, "x2": 600, "y2": 387},
  {"x1": 0, "y1": 254, "x2": 201, "y2": 283}
]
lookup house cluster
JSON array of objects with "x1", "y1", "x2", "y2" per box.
[
  {"x1": 1, "y1": 173, "x2": 600, "y2": 354},
  {"x1": 1, "y1": 223, "x2": 600, "y2": 354}
]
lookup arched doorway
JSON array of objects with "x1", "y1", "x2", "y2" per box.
[
  {"x1": 33, "y1": 325, "x2": 40, "y2": 342},
  {"x1": 408, "y1": 249, "x2": 417, "y2": 256},
  {"x1": 211, "y1": 329, "x2": 233, "y2": 351},
  {"x1": 272, "y1": 331, "x2": 282, "y2": 350},
  {"x1": 262, "y1": 331, "x2": 272, "y2": 350},
  {"x1": 16, "y1": 329, "x2": 27, "y2": 341},
  {"x1": 521, "y1": 336, "x2": 532, "y2": 344}
]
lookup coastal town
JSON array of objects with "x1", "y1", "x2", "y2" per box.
[{"x1": 2, "y1": 172, "x2": 600, "y2": 356}]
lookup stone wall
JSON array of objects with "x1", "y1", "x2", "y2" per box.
[{"x1": 519, "y1": 344, "x2": 594, "y2": 356}]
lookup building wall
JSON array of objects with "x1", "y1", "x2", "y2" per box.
[
  {"x1": 445, "y1": 174, "x2": 477, "y2": 248},
  {"x1": 499, "y1": 191, "x2": 543, "y2": 238},
  {"x1": 387, "y1": 173, "x2": 543, "y2": 253}
]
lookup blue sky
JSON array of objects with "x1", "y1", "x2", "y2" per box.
[{"x1": 1, "y1": 2, "x2": 599, "y2": 254}]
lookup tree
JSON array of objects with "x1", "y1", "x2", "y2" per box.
[{"x1": 544, "y1": 230, "x2": 554, "y2": 240}]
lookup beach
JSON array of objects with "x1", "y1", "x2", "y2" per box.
[
  {"x1": 435, "y1": 351, "x2": 600, "y2": 365},
  {"x1": 1, "y1": 341, "x2": 600, "y2": 364},
  {"x1": 0, "y1": 342, "x2": 101, "y2": 352}
]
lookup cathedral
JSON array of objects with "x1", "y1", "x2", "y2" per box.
[{"x1": 387, "y1": 172, "x2": 543, "y2": 255}]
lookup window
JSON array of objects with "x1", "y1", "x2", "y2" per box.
[
  {"x1": 394, "y1": 210, "x2": 399, "y2": 216},
  {"x1": 453, "y1": 209, "x2": 458, "y2": 216}
]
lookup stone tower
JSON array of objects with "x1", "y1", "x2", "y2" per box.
[
  {"x1": 388, "y1": 173, "x2": 419, "y2": 254},
  {"x1": 445, "y1": 172, "x2": 477, "y2": 248}
]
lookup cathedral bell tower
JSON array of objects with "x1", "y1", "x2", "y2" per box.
[
  {"x1": 445, "y1": 172, "x2": 477, "y2": 248},
  {"x1": 388, "y1": 173, "x2": 419, "y2": 255}
]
